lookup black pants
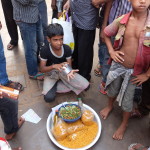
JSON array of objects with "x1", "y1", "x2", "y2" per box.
[
  {"x1": 72, "y1": 25, "x2": 96, "y2": 81},
  {"x1": 0, "y1": 97, "x2": 19, "y2": 134},
  {"x1": 44, "y1": 82, "x2": 57, "y2": 103},
  {"x1": 1, "y1": 0, "x2": 18, "y2": 45},
  {"x1": 138, "y1": 79, "x2": 150, "y2": 115}
]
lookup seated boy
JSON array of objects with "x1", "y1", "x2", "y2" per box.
[
  {"x1": 40, "y1": 23, "x2": 89, "y2": 102},
  {"x1": 100, "y1": 0, "x2": 150, "y2": 140}
]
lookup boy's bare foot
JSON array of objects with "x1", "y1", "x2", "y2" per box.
[
  {"x1": 5, "y1": 117, "x2": 25, "y2": 140},
  {"x1": 112, "y1": 123, "x2": 127, "y2": 140},
  {"x1": 12, "y1": 147, "x2": 22, "y2": 150},
  {"x1": 100, "y1": 106, "x2": 113, "y2": 120}
]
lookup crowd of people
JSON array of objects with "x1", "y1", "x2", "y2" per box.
[{"x1": 0, "y1": 0, "x2": 150, "y2": 149}]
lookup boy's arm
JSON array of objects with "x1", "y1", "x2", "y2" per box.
[
  {"x1": 40, "y1": 60, "x2": 67, "y2": 73},
  {"x1": 104, "y1": 18, "x2": 125, "y2": 63},
  {"x1": 131, "y1": 67, "x2": 150, "y2": 86},
  {"x1": 100, "y1": 0, "x2": 113, "y2": 42}
]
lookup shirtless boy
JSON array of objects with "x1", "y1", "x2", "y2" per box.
[{"x1": 100, "y1": 0, "x2": 150, "y2": 140}]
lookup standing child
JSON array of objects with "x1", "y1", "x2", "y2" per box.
[
  {"x1": 100, "y1": 0, "x2": 150, "y2": 140},
  {"x1": 40, "y1": 23, "x2": 89, "y2": 102}
]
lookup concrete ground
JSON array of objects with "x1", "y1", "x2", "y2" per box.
[{"x1": 0, "y1": 1, "x2": 149, "y2": 150}]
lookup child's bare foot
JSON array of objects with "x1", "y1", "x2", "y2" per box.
[
  {"x1": 112, "y1": 123, "x2": 127, "y2": 140},
  {"x1": 100, "y1": 106, "x2": 113, "y2": 120},
  {"x1": 12, "y1": 147, "x2": 22, "y2": 150},
  {"x1": 5, "y1": 117, "x2": 25, "y2": 140}
]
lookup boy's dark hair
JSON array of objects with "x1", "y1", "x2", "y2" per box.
[{"x1": 46, "y1": 23, "x2": 64, "y2": 38}]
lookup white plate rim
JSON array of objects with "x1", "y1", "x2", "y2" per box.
[{"x1": 46, "y1": 103, "x2": 102, "y2": 150}]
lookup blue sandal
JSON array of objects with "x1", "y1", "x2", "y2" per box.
[{"x1": 29, "y1": 73, "x2": 44, "y2": 80}]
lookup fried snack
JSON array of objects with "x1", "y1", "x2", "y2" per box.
[
  {"x1": 81, "y1": 110, "x2": 94, "y2": 126},
  {"x1": 67, "y1": 120, "x2": 84, "y2": 135},
  {"x1": 52, "y1": 119, "x2": 68, "y2": 141}
]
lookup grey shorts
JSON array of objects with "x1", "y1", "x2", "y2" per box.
[{"x1": 107, "y1": 75, "x2": 136, "y2": 112}]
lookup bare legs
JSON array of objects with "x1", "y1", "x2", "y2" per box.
[{"x1": 100, "y1": 97, "x2": 130, "y2": 140}]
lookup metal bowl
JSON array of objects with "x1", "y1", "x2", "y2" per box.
[{"x1": 46, "y1": 102, "x2": 102, "y2": 150}]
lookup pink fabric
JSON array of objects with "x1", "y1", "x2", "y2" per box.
[{"x1": 104, "y1": 11, "x2": 150, "y2": 75}]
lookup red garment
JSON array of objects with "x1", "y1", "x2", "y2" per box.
[{"x1": 104, "y1": 11, "x2": 150, "y2": 75}]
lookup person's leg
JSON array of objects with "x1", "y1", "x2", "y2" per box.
[
  {"x1": 1, "y1": 0, "x2": 18, "y2": 48},
  {"x1": 42, "y1": 75, "x2": 58, "y2": 102},
  {"x1": 72, "y1": 26, "x2": 96, "y2": 81},
  {"x1": 113, "y1": 111, "x2": 130, "y2": 140},
  {"x1": 100, "y1": 76, "x2": 123, "y2": 119},
  {"x1": 16, "y1": 22, "x2": 38, "y2": 76},
  {"x1": 0, "y1": 97, "x2": 18, "y2": 134},
  {"x1": 0, "y1": 35, "x2": 9, "y2": 85},
  {"x1": 138, "y1": 79, "x2": 150, "y2": 115},
  {"x1": 113, "y1": 76, "x2": 136, "y2": 140},
  {"x1": 38, "y1": 0, "x2": 48, "y2": 43},
  {"x1": 44, "y1": 82, "x2": 57, "y2": 102},
  {"x1": 59, "y1": 72, "x2": 89, "y2": 95},
  {"x1": 128, "y1": 143, "x2": 149, "y2": 150},
  {"x1": 72, "y1": 25, "x2": 79, "y2": 69}
]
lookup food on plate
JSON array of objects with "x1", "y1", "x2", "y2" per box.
[
  {"x1": 51, "y1": 118, "x2": 68, "y2": 141},
  {"x1": 81, "y1": 110, "x2": 94, "y2": 126},
  {"x1": 67, "y1": 120, "x2": 84, "y2": 135},
  {"x1": 58, "y1": 122, "x2": 98, "y2": 148},
  {"x1": 59, "y1": 104, "x2": 81, "y2": 121}
]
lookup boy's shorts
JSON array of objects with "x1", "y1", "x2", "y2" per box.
[{"x1": 107, "y1": 75, "x2": 136, "y2": 112}]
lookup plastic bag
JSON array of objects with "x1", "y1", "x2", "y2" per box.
[
  {"x1": 81, "y1": 110, "x2": 94, "y2": 126},
  {"x1": 52, "y1": 11, "x2": 75, "y2": 51},
  {"x1": 67, "y1": 120, "x2": 84, "y2": 135},
  {"x1": 51, "y1": 118, "x2": 68, "y2": 141}
]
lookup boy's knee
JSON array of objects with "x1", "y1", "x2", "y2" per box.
[{"x1": 44, "y1": 94, "x2": 55, "y2": 103}]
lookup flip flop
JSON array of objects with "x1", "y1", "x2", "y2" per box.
[
  {"x1": 99, "y1": 83, "x2": 107, "y2": 95},
  {"x1": 130, "y1": 109, "x2": 142, "y2": 118},
  {"x1": 94, "y1": 68, "x2": 101, "y2": 77},
  {"x1": 128, "y1": 143, "x2": 149, "y2": 150},
  {"x1": 7, "y1": 43, "x2": 17, "y2": 50},
  {"x1": 5, "y1": 80, "x2": 24, "y2": 92},
  {"x1": 29, "y1": 73, "x2": 44, "y2": 81}
]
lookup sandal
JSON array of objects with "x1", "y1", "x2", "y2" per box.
[
  {"x1": 94, "y1": 68, "x2": 101, "y2": 77},
  {"x1": 94, "y1": 63, "x2": 101, "y2": 77},
  {"x1": 7, "y1": 43, "x2": 17, "y2": 50},
  {"x1": 130, "y1": 108, "x2": 142, "y2": 118},
  {"x1": 29, "y1": 73, "x2": 44, "y2": 81},
  {"x1": 128, "y1": 143, "x2": 149, "y2": 150},
  {"x1": 5, "y1": 81, "x2": 24, "y2": 92},
  {"x1": 99, "y1": 82, "x2": 107, "y2": 95}
]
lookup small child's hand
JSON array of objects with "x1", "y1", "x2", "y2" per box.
[
  {"x1": 110, "y1": 51, "x2": 124, "y2": 63},
  {"x1": 131, "y1": 73, "x2": 149, "y2": 86},
  {"x1": 52, "y1": 62, "x2": 68, "y2": 71},
  {"x1": 67, "y1": 69, "x2": 79, "y2": 81}
]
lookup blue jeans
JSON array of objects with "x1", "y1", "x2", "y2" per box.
[
  {"x1": 98, "y1": 41, "x2": 110, "y2": 83},
  {"x1": 0, "y1": 97, "x2": 19, "y2": 134},
  {"x1": 16, "y1": 20, "x2": 43, "y2": 76},
  {"x1": 39, "y1": 0, "x2": 48, "y2": 43},
  {"x1": 0, "y1": 35, "x2": 9, "y2": 85}
]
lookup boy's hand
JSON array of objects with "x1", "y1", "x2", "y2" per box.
[
  {"x1": 110, "y1": 51, "x2": 124, "y2": 64},
  {"x1": 131, "y1": 73, "x2": 149, "y2": 86},
  {"x1": 52, "y1": 62, "x2": 68, "y2": 71},
  {"x1": 67, "y1": 69, "x2": 79, "y2": 81},
  {"x1": 63, "y1": 0, "x2": 70, "y2": 11}
]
